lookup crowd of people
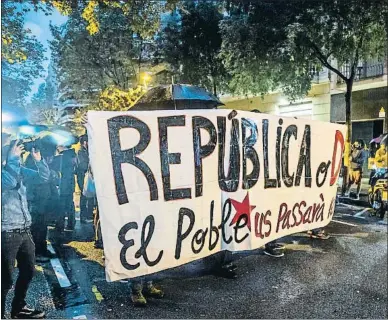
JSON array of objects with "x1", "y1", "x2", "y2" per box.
[
  {"x1": 2, "y1": 127, "x2": 386, "y2": 316},
  {"x1": 345, "y1": 138, "x2": 387, "y2": 202},
  {"x1": 1, "y1": 132, "x2": 100, "y2": 319}
]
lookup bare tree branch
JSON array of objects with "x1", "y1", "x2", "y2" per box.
[{"x1": 308, "y1": 40, "x2": 348, "y2": 81}]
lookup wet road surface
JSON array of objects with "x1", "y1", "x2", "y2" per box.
[{"x1": 4, "y1": 203, "x2": 387, "y2": 319}]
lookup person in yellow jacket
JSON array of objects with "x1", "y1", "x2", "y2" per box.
[
  {"x1": 370, "y1": 143, "x2": 387, "y2": 193},
  {"x1": 375, "y1": 143, "x2": 387, "y2": 169},
  {"x1": 345, "y1": 140, "x2": 366, "y2": 200}
]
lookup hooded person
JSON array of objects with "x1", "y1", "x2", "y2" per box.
[
  {"x1": 24, "y1": 139, "x2": 60, "y2": 261},
  {"x1": 76, "y1": 134, "x2": 95, "y2": 223},
  {"x1": 55, "y1": 144, "x2": 77, "y2": 231}
]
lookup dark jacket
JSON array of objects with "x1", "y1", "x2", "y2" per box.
[
  {"x1": 24, "y1": 154, "x2": 60, "y2": 214},
  {"x1": 350, "y1": 149, "x2": 366, "y2": 170},
  {"x1": 77, "y1": 147, "x2": 89, "y2": 175},
  {"x1": 57, "y1": 148, "x2": 77, "y2": 196},
  {"x1": 2, "y1": 156, "x2": 50, "y2": 231}
]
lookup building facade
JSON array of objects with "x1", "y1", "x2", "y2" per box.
[{"x1": 221, "y1": 59, "x2": 387, "y2": 144}]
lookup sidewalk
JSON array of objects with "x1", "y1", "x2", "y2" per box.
[
  {"x1": 336, "y1": 177, "x2": 371, "y2": 206},
  {"x1": 337, "y1": 177, "x2": 370, "y2": 196}
]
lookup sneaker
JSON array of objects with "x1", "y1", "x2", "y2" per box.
[
  {"x1": 224, "y1": 263, "x2": 237, "y2": 271},
  {"x1": 263, "y1": 247, "x2": 284, "y2": 258},
  {"x1": 35, "y1": 255, "x2": 50, "y2": 263},
  {"x1": 355, "y1": 195, "x2": 360, "y2": 200},
  {"x1": 310, "y1": 231, "x2": 330, "y2": 240},
  {"x1": 144, "y1": 284, "x2": 164, "y2": 299},
  {"x1": 274, "y1": 243, "x2": 285, "y2": 250},
  {"x1": 212, "y1": 266, "x2": 237, "y2": 279},
  {"x1": 55, "y1": 225, "x2": 65, "y2": 233},
  {"x1": 344, "y1": 192, "x2": 350, "y2": 197},
  {"x1": 11, "y1": 306, "x2": 45, "y2": 319},
  {"x1": 130, "y1": 291, "x2": 147, "y2": 307}
]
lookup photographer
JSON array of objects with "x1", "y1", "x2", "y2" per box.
[
  {"x1": 24, "y1": 141, "x2": 60, "y2": 261},
  {"x1": 1, "y1": 140, "x2": 49, "y2": 319}
]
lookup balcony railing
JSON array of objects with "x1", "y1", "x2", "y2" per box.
[{"x1": 337, "y1": 60, "x2": 385, "y2": 83}]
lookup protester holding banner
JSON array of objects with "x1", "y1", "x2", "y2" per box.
[
  {"x1": 94, "y1": 204, "x2": 104, "y2": 249},
  {"x1": 56, "y1": 144, "x2": 78, "y2": 231},
  {"x1": 76, "y1": 134, "x2": 94, "y2": 223},
  {"x1": 129, "y1": 279, "x2": 164, "y2": 307},
  {"x1": 87, "y1": 109, "x2": 345, "y2": 283},
  {"x1": 207, "y1": 251, "x2": 237, "y2": 279}
]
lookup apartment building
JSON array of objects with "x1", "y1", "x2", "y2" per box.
[{"x1": 221, "y1": 59, "x2": 387, "y2": 144}]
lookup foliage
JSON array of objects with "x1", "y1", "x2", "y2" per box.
[
  {"x1": 30, "y1": 83, "x2": 47, "y2": 108},
  {"x1": 220, "y1": 0, "x2": 387, "y2": 100},
  {"x1": 89, "y1": 85, "x2": 146, "y2": 111},
  {"x1": 50, "y1": 7, "x2": 142, "y2": 104},
  {"x1": 28, "y1": 105, "x2": 59, "y2": 125},
  {"x1": 156, "y1": 1, "x2": 230, "y2": 96},
  {"x1": 1, "y1": 0, "x2": 177, "y2": 105},
  {"x1": 285, "y1": 0, "x2": 386, "y2": 82},
  {"x1": 11, "y1": 0, "x2": 178, "y2": 38},
  {"x1": 1, "y1": 1, "x2": 45, "y2": 107},
  {"x1": 62, "y1": 85, "x2": 145, "y2": 136},
  {"x1": 66, "y1": 108, "x2": 87, "y2": 137},
  {"x1": 27, "y1": 81, "x2": 58, "y2": 125}
]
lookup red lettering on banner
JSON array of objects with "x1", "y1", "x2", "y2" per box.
[{"x1": 330, "y1": 130, "x2": 344, "y2": 186}]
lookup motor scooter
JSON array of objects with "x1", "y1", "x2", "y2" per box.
[{"x1": 368, "y1": 170, "x2": 388, "y2": 219}]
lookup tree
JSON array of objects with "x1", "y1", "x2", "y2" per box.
[
  {"x1": 90, "y1": 85, "x2": 145, "y2": 111},
  {"x1": 220, "y1": 1, "x2": 328, "y2": 99},
  {"x1": 30, "y1": 83, "x2": 48, "y2": 109},
  {"x1": 62, "y1": 85, "x2": 145, "y2": 136},
  {"x1": 28, "y1": 105, "x2": 59, "y2": 125},
  {"x1": 1, "y1": 1, "x2": 45, "y2": 107},
  {"x1": 50, "y1": 7, "x2": 142, "y2": 104},
  {"x1": 220, "y1": 0, "x2": 387, "y2": 192},
  {"x1": 9, "y1": 0, "x2": 178, "y2": 36},
  {"x1": 28, "y1": 82, "x2": 59, "y2": 125},
  {"x1": 156, "y1": 1, "x2": 230, "y2": 96},
  {"x1": 2, "y1": 0, "x2": 178, "y2": 100}
]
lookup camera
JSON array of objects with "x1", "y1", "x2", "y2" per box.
[{"x1": 12, "y1": 138, "x2": 41, "y2": 153}]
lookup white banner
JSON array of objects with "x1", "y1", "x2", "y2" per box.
[{"x1": 87, "y1": 110, "x2": 346, "y2": 282}]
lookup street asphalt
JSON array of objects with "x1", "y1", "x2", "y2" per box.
[{"x1": 3, "y1": 202, "x2": 387, "y2": 319}]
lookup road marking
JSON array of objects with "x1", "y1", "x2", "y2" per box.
[
  {"x1": 330, "y1": 232, "x2": 369, "y2": 238},
  {"x1": 47, "y1": 243, "x2": 72, "y2": 288},
  {"x1": 47, "y1": 243, "x2": 56, "y2": 255},
  {"x1": 92, "y1": 285, "x2": 104, "y2": 302},
  {"x1": 50, "y1": 258, "x2": 72, "y2": 288},
  {"x1": 332, "y1": 219, "x2": 358, "y2": 227},
  {"x1": 73, "y1": 315, "x2": 87, "y2": 319},
  {"x1": 354, "y1": 208, "x2": 371, "y2": 217}
]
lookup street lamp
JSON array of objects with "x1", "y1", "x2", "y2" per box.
[{"x1": 141, "y1": 72, "x2": 152, "y2": 89}]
